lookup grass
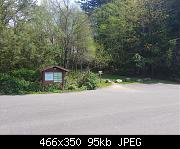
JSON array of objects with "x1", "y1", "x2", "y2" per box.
[
  {"x1": 29, "y1": 88, "x2": 86, "y2": 95},
  {"x1": 102, "y1": 74, "x2": 138, "y2": 84},
  {"x1": 102, "y1": 74, "x2": 123, "y2": 80},
  {"x1": 101, "y1": 74, "x2": 178, "y2": 84},
  {"x1": 141, "y1": 79, "x2": 178, "y2": 84},
  {"x1": 28, "y1": 82, "x2": 113, "y2": 94},
  {"x1": 97, "y1": 81, "x2": 113, "y2": 88}
]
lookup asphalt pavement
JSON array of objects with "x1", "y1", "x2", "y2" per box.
[{"x1": 0, "y1": 83, "x2": 179, "y2": 134}]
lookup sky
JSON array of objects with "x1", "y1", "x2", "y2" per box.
[{"x1": 37, "y1": 0, "x2": 41, "y2": 5}]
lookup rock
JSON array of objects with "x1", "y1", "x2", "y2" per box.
[
  {"x1": 125, "y1": 78, "x2": 131, "y2": 81},
  {"x1": 115, "y1": 79, "x2": 123, "y2": 83},
  {"x1": 144, "y1": 78, "x2": 151, "y2": 81},
  {"x1": 105, "y1": 79, "x2": 112, "y2": 83},
  {"x1": 137, "y1": 79, "x2": 143, "y2": 82}
]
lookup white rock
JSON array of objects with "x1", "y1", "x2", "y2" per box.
[
  {"x1": 144, "y1": 78, "x2": 151, "y2": 81},
  {"x1": 137, "y1": 79, "x2": 143, "y2": 82},
  {"x1": 115, "y1": 79, "x2": 123, "y2": 83},
  {"x1": 125, "y1": 78, "x2": 131, "y2": 81},
  {"x1": 105, "y1": 79, "x2": 112, "y2": 83}
]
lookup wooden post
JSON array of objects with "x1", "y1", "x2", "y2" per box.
[{"x1": 98, "y1": 71, "x2": 103, "y2": 83}]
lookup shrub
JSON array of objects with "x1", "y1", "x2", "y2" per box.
[
  {"x1": 64, "y1": 71, "x2": 82, "y2": 90},
  {"x1": 78, "y1": 72, "x2": 99, "y2": 90},
  {"x1": 79, "y1": 85, "x2": 88, "y2": 90},
  {"x1": 10, "y1": 68, "x2": 41, "y2": 82},
  {"x1": 41, "y1": 83, "x2": 61, "y2": 92},
  {"x1": 29, "y1": 82, "x2": 42, "y2": 92},
  {"x1": 0, "y1": 70, "x2": 99, "y2": 94},
  {"x1": 0, "y1": 73, "x2": 30, "y2": 94},
  {"x1": 0, "y1": 69, "x2": 64, "y2": 94},
  {"x1": 67, "y1": 84, "x2": 78, "y2": 90},
  {"x1": 170, "y1": 65, "x2": 180, "y2": 82},
  {"x1": 64, "y1": 71, "x2": 99, "y2": 90}
]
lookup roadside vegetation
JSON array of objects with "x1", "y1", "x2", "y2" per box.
[
  {"x1": 0, "y1": 69, "x2": 178, "y2": 95},
  {"x1": 102, "y1": 74, "x2": 178, "y2": 84},
  {"x1": 0, "y1": 69, "x2": 100, "y2": 95}
]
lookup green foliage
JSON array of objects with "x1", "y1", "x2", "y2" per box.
[
  {"x1": 0, "y1": 69, "x2": 61, "y2": 94},
  {"x1": 79, "y1": 0, "x2": 112, "y2": 14},
  {"x1": 65, "y1": 71, "x2": 99, "y2": 90},
  {"x1": 132, "y1": 53, "x2": 145, "y2": 69},
  {"x1": 92, "y1": 1, "x2": 140, "y2": 70},
  {"x1": 97, "y1": 80, "x2": 112, "y2": 88},
  {"x1": 79, "y1": 72, "x2": 99, "y2": 90},
  {"x1": 170, "y1": 65, "x2": 180, "y2": 82},
  {"x1": 41, "y1": 83, "x2": 61, "y2": 92},
  {"x1": 0, "y1": 70, "x2": 99, "y2": 95},
  {"x1": 10, "y1": 68, "x2": 40, "y2": 82},
  {"x1": 67, "y1": 84, "x2": 79, "y2": 90},
  {"x1": 0, "y1": 73, "x2": 30, "y2": 94},
  {"x1": 94, "y1": 43, "x2": 111, "y2": 68},
  {"x1": 64, "y1": 71, "x2": 82, "y2": 89},
  {"x1": 131, "y1": 53, "x2": 145, "y2": 74},
  {"x1": 28, "y1": 82, "x2": 42, "y2": 92},
  {"x1": 0, "y1": 0, "x2": 95, "y2": 72},
  {"x1": 1, "y1": 0, "x2": 180, "y2": 85},
  {"x1": 91, "y1": 0, "x2": 180, "y2": 78}
]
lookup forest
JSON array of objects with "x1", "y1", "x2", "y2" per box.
[{"x1": 0, "y1": 0, "x2": 180, "y2": 94}]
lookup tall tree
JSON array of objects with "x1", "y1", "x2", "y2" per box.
[
  {"x1": 47, "y1": 0, "x2": 95, "y2": 68},
  {"x1": 93, "y1": 0, "x2": 172, "y2": 76},
  {"x1": 78, "y1": 0, "x2": 112, "y2": 14},
  {"x1": 167, "y1": 0, "x2": 180, "y2": 65},
  {"x1": 0, "y1": 0, "x2": 37, "y2": 71}
]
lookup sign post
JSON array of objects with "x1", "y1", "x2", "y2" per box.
[{"x1": 98, "y1": 71, "x2": 103, "y2": 83}]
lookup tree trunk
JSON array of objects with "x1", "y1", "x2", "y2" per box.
[
  {"x1": 63, "y1": 48, "x2": 68, "y2": 68},
  {"x1": 80, "y1": 61, "x2": 83, "y2": 72}
]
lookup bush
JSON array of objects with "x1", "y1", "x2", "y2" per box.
[
  {"x1": 0, "y1": 73, "x2": 30, "y2": 94},
  {"x1": 10, "y1": 68, "x2": 41, "y2": 82},
  {"x1": 42, "y1": 83, "x2": 61, "y2": 92},
  {"x1": 67, "y1": 84, "x2": 78, "y2": 90},
  {"x1": 29, "y1": 82, "x2": 42, "y2": 92},
  {"x1": 170, "y1": 65, "x2": 180, "y2": 82},
  {"x1": 64, "y1": 71, "x2": 82, "y2": 90},
  {"x1": 64, "y1": 71, "x2": 99, "y2": 90},
  {"x1": 0, "y1": 69, "x2": 99, "y2": 95},
  {"x1": 79, "y1": 85, "x2": 88, "y2": 90},
  {"x1": 0, "y1": 72, "x2": 62, "y2": 94},
  {"x1": 78, "y1": 72, "x2": 99, "y2": 90}
]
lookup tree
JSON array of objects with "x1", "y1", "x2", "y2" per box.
[
  {"x1": 0, "y1": 0, "x2": 38, "y2": 72},
  {"x1": 92, "y1": 0, "x2": 172, "y2": 76},
  {"x1": 166, "y1": 0, "x2": 180, "y2": 65},
  {"x1": 1, "y1": 0, "x2": 180, "y2": 79},
  {"x1": 78, "y1": 0, "x2": 112, "y2": 14},
  {"x1": 136, "y1": 0, "x2": 170, "y2": 76},
  {"x1": 47, "y1": 0, "x2": 95, "y2": 69},
  {"x1": 0, "y1": 0, "x2": 95, "y2": 72},
  {"x1": 92, "y1": 0, "x2": 141, "y2": 71}
]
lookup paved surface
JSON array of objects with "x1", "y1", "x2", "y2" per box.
[{"x1": 0, "y1": 83, "x2": 179, "y2": 134}]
